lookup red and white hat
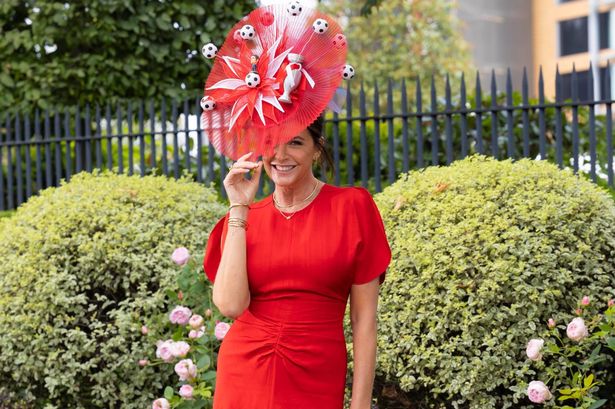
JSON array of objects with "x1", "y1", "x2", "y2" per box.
[{"x1": 200, "y1": 1, "x2": 355, "y2": 160}]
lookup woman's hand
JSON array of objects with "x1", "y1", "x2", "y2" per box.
[{"x1": 223, "y1": 152, "x2": 263, "y2": 205}]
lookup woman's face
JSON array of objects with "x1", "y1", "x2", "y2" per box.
[{"x1": 263, "y1": 129, "x2": 319, "y2": 188}]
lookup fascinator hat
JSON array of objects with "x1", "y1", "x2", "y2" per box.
[{"x1": 200, "y1": 1, "x2": 356, "y2": 161}]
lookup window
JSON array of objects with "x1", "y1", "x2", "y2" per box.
[
  {"x1": 560, "y1": 66, "x2": 609, "y2": 101},
  {"x1": 559, "y1": 13, "x2": 609, "y2": 56}
]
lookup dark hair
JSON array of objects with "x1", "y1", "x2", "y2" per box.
[{"x1": 306, "y1": 114, "x2": 334, "y2": 179}]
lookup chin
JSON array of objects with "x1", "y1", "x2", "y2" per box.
[{"x1": 271, "y1": 176, "x2": 297, "y2": 187}]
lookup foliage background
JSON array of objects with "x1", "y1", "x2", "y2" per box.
[
  {"x1": 372, "y1": 156, "x2": 615, "y2": 408},
  {"x1": 0, "y1": 0, "x2": 255, "y2": 112}
]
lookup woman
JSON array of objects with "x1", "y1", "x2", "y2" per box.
[{"x1": 203, "y1": 115, "x2": 391, "y2": 409}]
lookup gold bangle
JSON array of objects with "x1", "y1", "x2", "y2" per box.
[
  {"x1": 227, "y1": 217, "x2": 248, "y2": 230},
  {"x1": 229, "y1": 203, "x2": 250, "y2": 210}
]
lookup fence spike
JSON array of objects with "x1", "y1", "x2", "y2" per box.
[
  {"x1": 588, "y1": 61, "x2": 595, "y2": 100},
  {"x1": 415, "y1": 76, "x2": 422, "y2": 112}
]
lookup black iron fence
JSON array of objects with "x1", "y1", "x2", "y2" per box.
[{"x1": 1, "y1": 65, "x2": 614, "y2": 211}]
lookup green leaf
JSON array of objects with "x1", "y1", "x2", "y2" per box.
[
  {"x1": 584, "y1": 374, "x2": 594, "y2": 388},
  {"x1": 588, "y1": 399, "x2": 608, "y2": 409},
  {"x1": 197, "y1": 354, "x2": 211, "y2": 369},
  {"x1": 201, "y1": 370, "x2": 217, "y2": 381},
  {"x1": 547, "y1": 343, "x2": 560, "y2": 353},
  {"x1": 164, "y1": 386, "x2": 174, "y2": 400},
  {"x1": 0, "y1": 73, "x2": 14, "y2": 87},
  {"x1": 178, "y1": 16, "x2": 191, "y2": 29}
]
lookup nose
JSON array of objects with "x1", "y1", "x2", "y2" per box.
[{"x1": 273, "y1": 143, "x2": 288, "y2": 159}]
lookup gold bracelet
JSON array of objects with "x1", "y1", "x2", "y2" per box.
[
  {"x1": 229, "y1": 203, "x2": 250, "y2": 210},
  {"x1": 227, "y1": 217, "x2": 248, "y2": 230}
]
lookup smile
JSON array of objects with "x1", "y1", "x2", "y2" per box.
[{"x1": 272, "y1": 164, "x2": 297, "y2": 172}]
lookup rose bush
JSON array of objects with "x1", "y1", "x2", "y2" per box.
[
  {"x1": 520, "y1": 296, "x2": 615, "y2": 408},
  {"x1": 143, "y1": 247, "x2": 232, "y2": 409}
]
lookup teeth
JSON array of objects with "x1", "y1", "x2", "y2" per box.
[{"x1": 275, "y1": 165, "x2": 295, "y2": 171}]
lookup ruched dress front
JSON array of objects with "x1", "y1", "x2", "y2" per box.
[{"x1": 203, "y1": 184, "x2": 391, "y2": 409}]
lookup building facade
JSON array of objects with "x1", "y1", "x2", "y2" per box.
[{"x1": 458, "y1": 0, "x2": 615, "y2": 100}]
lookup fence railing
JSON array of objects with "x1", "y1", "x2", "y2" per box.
[{"x1": 1, "y1": 64, "x2": 614, "y2": 211}]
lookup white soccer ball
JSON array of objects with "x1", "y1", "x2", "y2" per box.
[
  {"x1": 342, "y1": 64, "x2": 355, "y2": 80},
  {"x1": 245, "y1": 72, "x2": 261, "y2": 88},
  {"x1": 240, "y1": 25, "x2": 256, "y2": 40},
  {"x1": 200, "y1": 96, "x2": 216, "y2": 111},
  {"x1": 287, "y1": 1, "x2": 303, "y2": 16},
  {"x1": 312, "y1": 19, "x2": 329, "y2": 34},
  {"x1": 201, "y1": 43, "x2": 218, "y2": 59}
]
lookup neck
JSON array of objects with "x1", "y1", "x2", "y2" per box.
[{"x1": 274, "y1": 176, "x2": 320, "y2": 207}]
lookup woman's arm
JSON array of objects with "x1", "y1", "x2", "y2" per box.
[
  {"x1": 211, "y1": 154, "x2": 262, "y2": 319},
  {"x1": 212, "y1": 206, "x2": 251, "y2": 319},
  {"x1": 349, "y1": 276, "x2": 380, "y2": 409}
]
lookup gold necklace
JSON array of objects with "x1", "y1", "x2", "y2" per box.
[{"x1": 273, "y1": 181, "x2": 320, "y2": 220}]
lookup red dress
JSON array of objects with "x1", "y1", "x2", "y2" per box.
[{"x1": 203, "y1": 184, "x2": 391, "y2": 409}]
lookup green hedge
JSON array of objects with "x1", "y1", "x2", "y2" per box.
[
  {"x1": 0, "y1": 170, "x2": 225, "y2": 408},
  {"x1": 372, "y1": 155, "x2": 615, "y2": 408}
]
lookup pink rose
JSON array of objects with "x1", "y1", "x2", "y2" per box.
[
  {"x1": 171, "y1": 341, "x2": 191, "y2": 358},
  {"x1": 608, "y1": 299, "x2": 614, "y2": 307},
  {"x1": 169, "y1": 306, "x2": 192, "y2": 325},
  {"x1": 189, "y1": 327, "x2": 205, "y2": 339},
  {"x1": 138, "y1": 359, "x2": 149, "y2": 367},
  {"x1": 174, "y1": 359, "x2": 197, "y2": 381},
  {"x1": 527, "y1": 380, "x2": 552, "y2": 403},
  {"x1": 547, "y1": 318, "x2": 556, "y2": 329},
  {"x1": 526, "y1": 339, "x2": 544, "y2": 361},
  {"x1": 141, "y1": 325, "x2": 149, "y2": 335},
  {"x1": 152, "y1": 398, "x2": 170, "y2": 409},
  {"x1": 172, "y1": 247, "x2": 190, "y2": 265},
  {"x1": 566, "y1": 317, "x2": 589, "y2": 342},
  {"x1": 155, "y1": 340, "x2": 175, "y2": 363},
  {"x1": 178, "y1": 290, "x2": 184, "y2": 301},
  {"x1": 205, "y1": 308, "x2": 212, "y2": 317},
  {"x1": 189, "y1": 314, "x2": 204, "y2": 330},
  {"x1": 575, "y1": 308, "x2": 582, "y2": 315},
  {"x1": 179, "y1": 384, "x2": 194, "y2": 400},
  {"x1": 581, "y1": 296, "x2": 590, "y2": 306},
  {"x1": 215, "y1": 322, "x2": 231, "y2": 340}
]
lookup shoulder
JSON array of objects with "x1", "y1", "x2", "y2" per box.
[
  {"x1": 321, "y1": 184, "x2": 375, "y2": 209},
  {"x1": 325, "y1": 183, "x2": 371, "y2": 198}
]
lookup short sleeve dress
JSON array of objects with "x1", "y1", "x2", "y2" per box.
[{"x1": 203, "y1": 183, "x2": 391, "y2": 409}]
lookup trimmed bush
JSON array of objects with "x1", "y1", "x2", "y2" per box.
[
  {"x1": 373, "y1": 155, "x2": 615, "y2": 408},
  {"x1": 0, "y1": 170, "x2": 225, "y2": 409}
]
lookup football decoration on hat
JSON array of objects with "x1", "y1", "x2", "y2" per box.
[
  {"x1": 332, "y1": 34, "x2": 346, "y2": 49},
  {"x1": 261, "y1": 11, "x2": 275, "y2": 26},
  {"x1": 201, "y1": 3, "x2": 349, "y2": 160},
  {"x1": 245, "y1": 72, "x2": 261, "y2": 88},
  {"x1": 312, "y1": 18, "x2": 329, "y2": 34},
  {"x1": 342, "y1": 64, "x2": 355, "y2": 80},
  {"x1": 287, "y1": 1, "x2": 303, "y2": 16},
  {"x1": 200, "y1": 96, "x2": 216, "y2": 111},
  {"x1": 239, "y1": 25, "x2": 256, "y2": 40},
  {"x1": 201, "y1": 43, "x2": 218, "y2": 59}
]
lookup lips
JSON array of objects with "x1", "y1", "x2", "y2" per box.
[{"x1": 272, "y1": 164, "x2": 297, "y2": 172}]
